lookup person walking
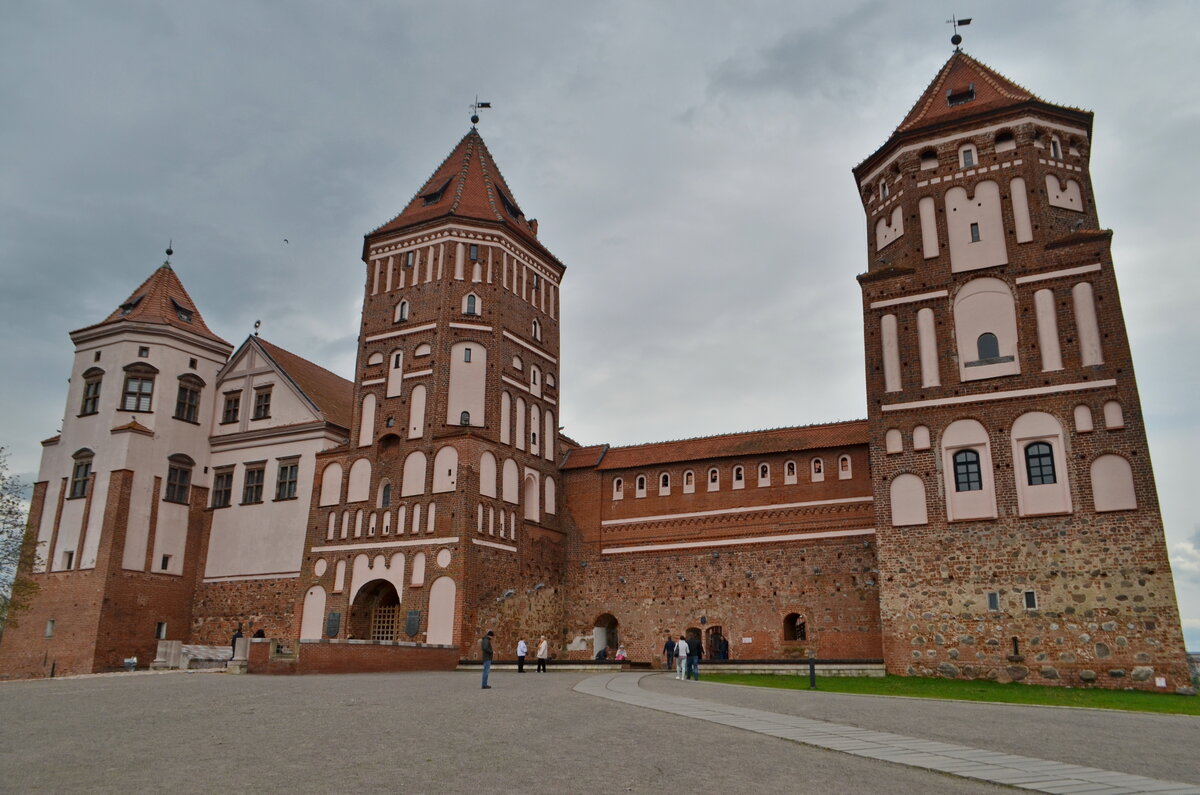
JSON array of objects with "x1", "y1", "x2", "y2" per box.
[
  {"x1": 516, "y1": 637, "x2": 528, "y2": 673},
  {"x1": 685, "y1": 633, "x2": 703, "y2": 680},
  {"x1": 663, "y1": 635, "x2": 676, "y2": 671},
  {"x1": 536, "y1": 635, "x2": 549, "y2": 673},
  {"x1": 480, "y1": 630, "x2": 495, "y2": 689},
  {"x1": 674, "y1": 635, "x2": 689, "y2": 680}
]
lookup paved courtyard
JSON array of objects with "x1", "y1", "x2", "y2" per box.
[{"x1": 0, "y1": 669, "x2": 1197, "y2": 793}]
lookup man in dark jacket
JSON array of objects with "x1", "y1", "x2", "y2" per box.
[
  {"x1": 481, "y1": 630, "x2": 495, "y2": 689},
  {"x1": 663, "y1": 635, "x2": 676, "y2": 671},
  {"x1": 685, "y1": 634, "x2": 703, "y2": 680}
]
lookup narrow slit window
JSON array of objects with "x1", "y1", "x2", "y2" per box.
[{"x1": 969, "y1": 222, "x2": 981, "y2": 242}]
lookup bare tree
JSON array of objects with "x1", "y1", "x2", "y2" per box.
[{"x1": 0, "y1": 447, "x2": 39, "y2": 637}]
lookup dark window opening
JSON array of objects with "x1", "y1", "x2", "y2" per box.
[
  {"x1": 977, "y1": 332, "x2": 1000, "y2": 360},
  {"x1": 1025, "y1": 442, "x2": 1057, "y2": 485},
  {"x1": 253, "y1": 389, "x2": 271, "y2": 420},
  {"x1": 969, "y1": 221, "x2": 981, "y2": 242},
  {"x1": 222, "y1": 393, "x2": 240, "y2": 424},
  {"x1": 953, "y1": 449, "x2": 983, "y2": 492},
  {"x1": 171, "y1": 299, "x2": 193, "y2": 323},
  {"x1": 784, "y1": 613, "x2": 807, "y2": 641},
  {"x1": 469, "y1": 244, "x2": 479, "y2": 261},
  {"x1": 947, "y1": 83, "x2": 976, "y2": 107},
  {"x1": 460, "y1": 411, "x2": 471, "y2": 426},
  {"x1": 496, "y1": 188, "x2": 521, "y2": 219},
  {"x1": 276, "y1": 462, "x2": 299, "y2": 500},
  {"x1": 212, "y1": 470, "x2": 233, "y2": 508},
  {"x1": 421, "y1": 178, "x2": 451, "y2": 205},
  {"x1": 120, "y1": 296, "x2": 143, "y2": 316},
  {"x1": 174, "y1": 384, "x2": 200, "y2": 422},
  {"x1": 69, "y1": 458, "x2": 92, "y2": 499},
  {"x1": 81, "y1": 377, "x2": 102, "y2": 415},
  {"x1": 165, "y1": 464, "x2": 191, "y2": 504},
  {"x1": 242, "y1": 467, "x2": 265, "y2": 504}
]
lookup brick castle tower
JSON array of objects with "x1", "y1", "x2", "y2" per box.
[
  {"x1": 0, "y1": 259, "x2": 233, "y2": 676},
  {"x1": 855, "y1": 51, "x2": 1191, "y2": 688},
  {"x1": 292, "y1": 129, "x2": 569, "y2": 651}
]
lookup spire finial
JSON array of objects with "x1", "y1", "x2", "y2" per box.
[
  {"x1": 470, "y1": 96, "x2": 492, "y2": 127},
  {"x1": 946, "y1": 14, "x2": 972, "y2": 50},
  {"x1": 254, "y1": 319, "x2": 261, "y2": 337},
  {"x1": 164, "y1": 239, "x2": 174, "y2": 268}
]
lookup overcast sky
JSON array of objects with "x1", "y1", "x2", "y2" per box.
[{"x1": 2, "y1": 1, "x2": 1197, "y2": 648}]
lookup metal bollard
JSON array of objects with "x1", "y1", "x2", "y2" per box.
[{"x1": 808, "y1": 654, "x2": 817, "y2": 689}]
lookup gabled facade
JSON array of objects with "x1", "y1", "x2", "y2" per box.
[{"x1": 1, "y1": 50, "x2": 1188, "y2": 691}]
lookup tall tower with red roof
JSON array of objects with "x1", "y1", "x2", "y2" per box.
[
  {"x1": 293, "y1": 129, "x2": 568, "y2": 651},
  {"x1": 855, "y1": 52, "x2": 1190, "y2": 688},
  {"x1": 0, "y1": 258, "x2": 234, "y2": 676}
]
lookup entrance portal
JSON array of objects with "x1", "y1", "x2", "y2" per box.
[
  {"x1": 705, "y1": 625, "x2": 727, "y2": 660},
  {"x1": 593, "y1": 614, "x2": 618, "y2": 658},
  {"x1": 348, "y1": 579, "x2": 400, "y2": 641}
]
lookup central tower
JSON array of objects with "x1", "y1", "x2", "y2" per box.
[{"x1": 294, "y1": 129, "x2": 568, "y2": 650}]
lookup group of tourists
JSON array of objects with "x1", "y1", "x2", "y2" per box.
[{"x1": 480, "y1": 631, "x2": 549, "y2": 688}]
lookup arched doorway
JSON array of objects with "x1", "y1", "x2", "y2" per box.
[
  {"x1": 593, "y1": 614, "x2": 618, "y2": 658},
  {"x1": 348, "y1": 579, "x2": 400, "y2": 641},
  {"x1": 705, "y1": 625, "x2": 727, "y2": 660}
]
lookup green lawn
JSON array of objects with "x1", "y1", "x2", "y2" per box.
[{"x1": 702, "y1": 673, "x2": 1200, "y2": 716}]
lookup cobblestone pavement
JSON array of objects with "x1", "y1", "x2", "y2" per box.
[{"x1": 0, "y1": 669, "x2": 1193, "y2": 794}]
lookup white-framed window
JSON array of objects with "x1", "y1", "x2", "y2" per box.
[
  {"x1": 683, "y1": 470, "x2": 695, "y2": 494},
  {"x1": 986, "y1": 592, "x2": 1000, "y2": 611},
  {"x1": 658, "y1": 472, "x2": 670, "y2": 496},
  {"x1": 732, "y1": 466, "x2": 745, "y2": 489},
  {"x1": 707, "y1": 468, "x2": 719, "y2": 492},
  {"x1": 1049, "y1": 135, "x2": 1062, "y2": 160},
  {"x1": 959, "y1": 144, "x2": 977, "y2": 168},
  {"x1": 1023, "y1": 591, "x2": 1038, "y2": 610},
  {"x1": 635, "y1": 475, "x2": 646, "y2": 498},
  {"x1": 757, "y1": 463, "x2": 770, "y2": 487},
  {"x1": 784, "y1": 460, "x2": 797, "y2": 485},
  {"x1": 838, "y1": 455, "x2": 852, "y2": 480},
  {"x1": 532, "y1": 319, "x2": 541, "y2": 341},
  {"x1": 811, "y1": 458, "x2": 824, "y2": 482},
  {"x1": 395, "y1": 300, "x2": 409, "y2": 322},
  {"x1": 612, "y1": 478, "x2": 624, "y2": 500}
]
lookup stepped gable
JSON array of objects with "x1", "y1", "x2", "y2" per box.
[
  {"x1": 78, "y1": 263, "x2": 229, "y2": 345},
  {"x1": 367, "y1": 129, "x2": 562, "y2": 265},
  {"x1": 572, "y1": 420, "x2": 868, "y2": 471},
  {"x1": 255, "y1": 338, "x2": 354, "y2": 430}
]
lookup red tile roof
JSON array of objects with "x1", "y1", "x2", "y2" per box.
[
  {"x1": 79, "y1": 263, "x2": 229, "y2": 346},
  {"x1": 566, "y1": 421, "x2": 869, "y2": 472},
  {"x1": 895, "y1": 50, "x2": 1038, "y2": 135},
  {"x1": 367, "y1": 129, "x2": 562, "y2": 267},
  {"x1": 561, "y1": 444, "x2": 609, "y2": 470},
  {"x1": 255, "y1": 338, "x2": 354, "y2": 431}
]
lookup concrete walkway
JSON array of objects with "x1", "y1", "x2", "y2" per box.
[{"x1": 575, "y1": 672, "x2": 1200, "y2": 795}]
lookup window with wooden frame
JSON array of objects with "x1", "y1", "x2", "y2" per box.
[
  {"x1": 164, "y1": 454, "x2": 194, "y2": 504},
  {"x1": 79, "y1": 368, "x2": 104, "y2": 415}
]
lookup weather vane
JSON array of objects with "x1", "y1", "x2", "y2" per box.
[
  {"x1": 470, "y1": 96, "x2": 492, "y2": 126},
  {"x1": 947, "y1": 14, "x2": 971, "y2": 50}
]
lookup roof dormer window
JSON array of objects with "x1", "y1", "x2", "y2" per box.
[
  {"x1": 946, "y1": 83, "x2": 976, "y2": 107},
  {"x1": 119, "y1": 295, "x2": 143, "y2": 316},
  {"x1": 496, "y1": 187, "x2": 521, "y2": 219},
  {"x1": 421, "y1": 178, "x2": 451, "y2": 206},
  {"x1": 171, "y1": 299, "x2": 192, "y2": 323}
]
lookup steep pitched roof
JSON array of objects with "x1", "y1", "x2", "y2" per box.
[
  {"x1": 254, "y1": 337, "x2": 354, "y2": 430},
  {"x1": 895, "y1": 50, "x2": 1038, "y2": 135},
  {"x1": 78, "y1": 263, "x2": 229, "y2": 345},
  {"x1": 367, "y1": 129, "x2": 560, "y2": 264},
  {"x1": 564, "y1": 421, "x2": 869, "y2": 472}
]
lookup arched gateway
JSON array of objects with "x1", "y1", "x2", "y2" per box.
[{"x1": 348, "y1": 579, "x2": 400, "y2": 641}]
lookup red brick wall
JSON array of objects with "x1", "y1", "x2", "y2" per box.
[
  {"x1": 248, "y1": 639, "x2": 459, "y2": 674},
  {"x1": 856, "y1": 113, "x2": 1191, "y2": 690},
  {"x1": 191, "y1": 577, "x2": 301, "y2": 645}
]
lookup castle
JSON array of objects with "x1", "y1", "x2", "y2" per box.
[{"x1": 0, "y1": 50, "x2": 1190, "y2": 690}]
